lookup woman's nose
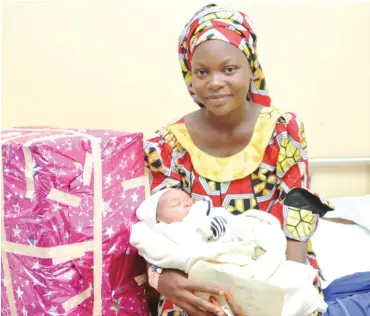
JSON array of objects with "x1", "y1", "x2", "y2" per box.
[{"x1": 208, "y1": 73, "x2": 224, "y2": 91}]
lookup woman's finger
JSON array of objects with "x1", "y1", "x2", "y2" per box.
[
  {"x1": 209, "y1": 296, "x2": 222, "y2": 307},
  {"x1": 182, "y1": 291, "x2": 224, "y2": 316},
  {"x1": 224, "y1": 292, "x2": 246, "y2": 316},
  {"x1": 179, "y1": 303, "x2": 209, "y2": 316},
  {"x1": 187, "y1": 310, "x2": 215, "y2": 316},
  {"x1": 187, "y1": 280, "x2": 224, "y2": 296},
  {"x1": 181, "y1": 302, "x2": 217, "y2": 316},
  {"x1": 195, "y1": 297, "x2": 225, "y2": 316}
]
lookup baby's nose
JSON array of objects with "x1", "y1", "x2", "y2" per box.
[{"x1": 185, "y1": 199, "x2": 195, "y2": 207}]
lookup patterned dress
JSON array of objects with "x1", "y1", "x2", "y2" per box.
[{"x1": 144, "y1": 107, "x2": 333, "y2": 316}]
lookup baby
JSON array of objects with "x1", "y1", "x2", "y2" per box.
[
  {"x1": 154, "y1": 189, "x2": 266, "y2": 260},
  {"x1": 130, "y1": 189, "x2": 327, "y2": 316},
  {"x1": 156, "y1": 189, "x2": 194, "y2": 223}
]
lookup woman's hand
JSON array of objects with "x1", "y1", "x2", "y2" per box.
[
  {"x1": 210, "y1": 293, "x2": 246, "y2": 316},
  {"x1": 157, "y1": 269, "x2": 225, "y2": 316}
]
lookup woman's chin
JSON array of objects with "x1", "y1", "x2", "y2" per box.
[{"x1": 207, "y1": 104, "x2": 233, "y2": 117}]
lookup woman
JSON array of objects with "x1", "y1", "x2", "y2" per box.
[{"x1": 144, "y1": 4, "x2": 333, "y2": 316}]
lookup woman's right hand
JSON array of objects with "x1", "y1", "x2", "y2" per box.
[
  {"x1": 210, "y1": 293, "x2": 247, "y2": 316},
  {"x1": 157, "y1": 269, "x2": 225, "y2": 316}
]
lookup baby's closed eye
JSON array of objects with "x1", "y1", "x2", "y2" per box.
[{"x1": 169, "y1": 199, "x2": 181, "y2": 208}]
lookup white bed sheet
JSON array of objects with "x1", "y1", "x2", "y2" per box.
[{"x1": 311, "y1": 195, "x2": 370, "y2": 288}]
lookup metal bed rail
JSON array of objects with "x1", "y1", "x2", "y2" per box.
[{"x1": 309, "y1": 157, "x2": 370, "y2": 167}]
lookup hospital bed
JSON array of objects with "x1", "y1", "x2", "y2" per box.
[
  {"x1": 309, "y1": 157, "x2": 370, "y2": 315},
  {"x1": 309, "y1": 156, "x2": 370, "y2": 288}
]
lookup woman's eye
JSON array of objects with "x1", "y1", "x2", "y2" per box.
[
  {"x1": 195, "y1": 69, "x2": 207, "y2": 76},
  {"x1": 225, "y1": 66, "x2": 237, "y2": 74}
]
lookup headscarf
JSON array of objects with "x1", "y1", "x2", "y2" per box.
[{"x1": 178, "y1": 4, "x2": 271, "y2": 107}]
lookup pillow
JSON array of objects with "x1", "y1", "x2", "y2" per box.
[{"x1": 324, "y1": 195, "x2": 370, "y2": 231}]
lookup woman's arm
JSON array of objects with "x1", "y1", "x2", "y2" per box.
[
  {"x1": 269, "y1": 114, "x2": 333, "y2": 263},
  {"x1": 286, "y1": 239, "x2": 307, "y2": 263}
]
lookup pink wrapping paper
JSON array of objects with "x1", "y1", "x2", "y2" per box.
[{"x1": 1, "y1": 128, "x2": 149, "y2": 315}]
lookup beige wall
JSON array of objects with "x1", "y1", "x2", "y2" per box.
[{"x1": 2, "y1": 0, "x2": 370, "y2": 197}]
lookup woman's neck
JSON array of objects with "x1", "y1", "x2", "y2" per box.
[{"x1": 203, "y1": 102, "x2": 251, "y2": 131}]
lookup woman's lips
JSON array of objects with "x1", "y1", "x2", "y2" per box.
[{"x1": 206, "y1": 94, "x2": 232, "y2": 106}]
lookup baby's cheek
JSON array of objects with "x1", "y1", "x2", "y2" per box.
[
  {"x1": 173, "y1": 209, "x2": 189, "y2": 222},
  {"x1": 158, "y1": 209, "x2": 182, "y2": 223},
  {"x1": 159, "y1": 207, "x2": 190, "y2": 223},
  {"x1": 157, "y1": 209, "x2": 176, "y2": 224}
]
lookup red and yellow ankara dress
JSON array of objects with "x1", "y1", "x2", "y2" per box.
[
  {"x1": 144, "y1": 107, "x2": 333, "y2": 316},
  {"x1": 143, "y1": 4, "x2": 333, "y2": 315}
]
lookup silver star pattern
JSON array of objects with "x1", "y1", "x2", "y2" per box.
[
  {"x1": 2, "y1": 133, "x2": 147, "y2": 314},
  {"x1": 32, "y1": 262, "x2": 40, "y2": 270},
  {"x1": 21, "y1": 306, "x2": 27, "y2": 316},
  {"x1": 62, "y1": 140, "x2": 72, "y2": 151},
  {"x1": 105, "y1": 227, "x2": 114, "y2": 238},
  {"x1": 12, "y1": 225, "x2": 22, "y2": 238},
  {"x1": 16, "y1": 287, "x2": 24, "y2": 299},
  {"x1": 131, "y1": 192, "x2": 139, "y2": 203},
  {"x1": 104, "y1": 174, "x2": 113, "y2": 187}
]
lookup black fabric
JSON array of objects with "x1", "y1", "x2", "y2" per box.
[
  {"x1": 284, "y1": 188, "x2": 333, "y2": 217},
  {"x1": 205, "y1": 199, "x2": 212, "y2": 216}
]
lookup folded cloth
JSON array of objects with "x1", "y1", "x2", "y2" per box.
[
  {"x1": 323, "y1": 271, "x2": 370, "y2": 301},
  {"x1": 267, "y1": 261, "x2": 328, "y2": 316},
  {"x1": 323, "y1": 272, "x2": 370, "y2": 316}
]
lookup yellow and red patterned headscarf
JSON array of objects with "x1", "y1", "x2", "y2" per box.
[{"x1": 178, "y1": 4, "x2": 271, "y2": 107}]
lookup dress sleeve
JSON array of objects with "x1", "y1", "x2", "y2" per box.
[
  {"x1": 269, "y1": 113, "x2": 334, "y2": 241},
  {"x1": 144, "y1": 128, "x2": 182, "y2": 194}
]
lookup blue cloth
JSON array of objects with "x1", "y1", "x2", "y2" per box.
[{"x1": 323, "y1": 272, "x2": 370, "y2": 316}]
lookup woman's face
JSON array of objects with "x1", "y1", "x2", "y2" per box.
[{"x1": 191, "y1": 40, "x2": 252, "y2": 116}]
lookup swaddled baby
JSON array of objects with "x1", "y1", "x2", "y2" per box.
[{"x1": 130, "y1": 189, "x2": 327, "y2": 316}]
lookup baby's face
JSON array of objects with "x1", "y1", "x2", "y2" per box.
[{"x1": 156, "y1": 190, "x2": 194, "y2": 223}]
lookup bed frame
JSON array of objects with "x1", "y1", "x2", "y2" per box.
[
  {"x1": 310, "y1": 157, "x2": 370, "y2": 167},
  {"x1": 310, "y1": 157, "x2": 370, "y2": 224}
]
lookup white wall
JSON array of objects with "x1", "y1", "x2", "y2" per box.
[{"x1": 2, "y1": 0, "x2": 370, "y2": 197}]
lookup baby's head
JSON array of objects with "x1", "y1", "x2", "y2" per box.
[
  {"x1": 156, "y1": 189, "x2": 194, "y2": 223},
  {"x1": 136, "y1": 188, "x2": 195, "y2": 227}
]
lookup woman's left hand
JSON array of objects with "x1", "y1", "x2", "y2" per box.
[{"x1": 209, "y1": 292, "x2": 247, "y2": 316}]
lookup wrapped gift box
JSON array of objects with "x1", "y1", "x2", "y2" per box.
[{"x1": 1, "y1": 127, "x2": 149, "y2": 315}]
